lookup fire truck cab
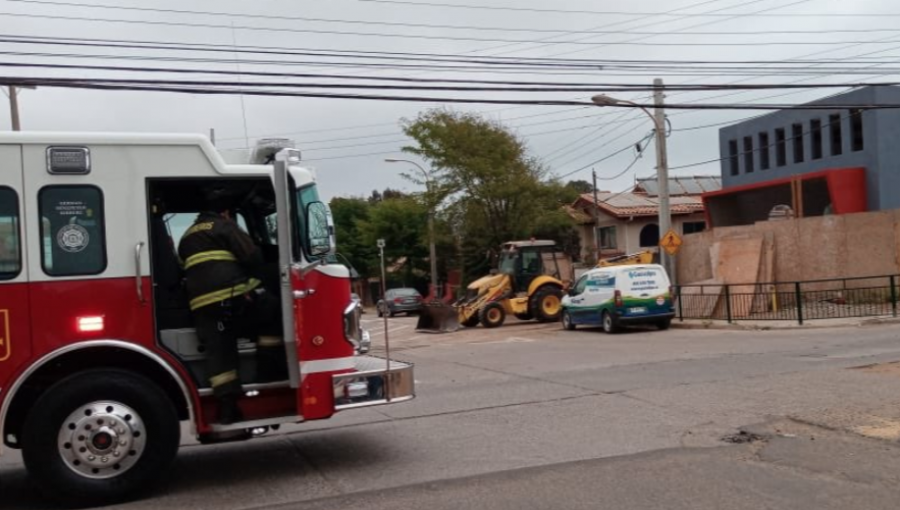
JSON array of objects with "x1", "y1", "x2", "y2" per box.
[{"x1": 0, "y1": 133, "x2": 414, "y2": 505}]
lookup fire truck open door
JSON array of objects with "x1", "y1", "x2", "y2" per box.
[{"x1": 272, "y1": 154, "x2": 301, "y2": 390}]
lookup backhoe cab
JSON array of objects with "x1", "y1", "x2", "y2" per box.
[{"x1": 456, "y1": 240, "x2": 572, "y2": 329}]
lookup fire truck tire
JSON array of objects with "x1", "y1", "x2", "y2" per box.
[{"x1": 21, "y1": 369, "x2": 180, "y2": 506}]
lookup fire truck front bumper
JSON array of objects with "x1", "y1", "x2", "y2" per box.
[{"x1": 333, "y1": 356, "x2": 415, "y2": 410}]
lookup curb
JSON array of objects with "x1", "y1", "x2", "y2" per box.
[{"x1": 670, "y1": 316, "x2": 900, "y2": 331}]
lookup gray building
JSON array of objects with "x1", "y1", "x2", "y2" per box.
[{"x1": 718, "y1": 86, "x2": 900, "y2": 212}]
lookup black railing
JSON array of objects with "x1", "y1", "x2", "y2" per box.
[{"x1": 676, "y1": 275, "x2": 899, "y2": 324}]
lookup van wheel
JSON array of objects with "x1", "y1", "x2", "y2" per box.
[
  {"x1": 480, "y1": 303, "x2": 506, "y2": 328},
  {"x1": 602, "y1": 311, "x2": 620, "y2": 334},
  {"x1": 530, "y1": 286, "x2": 564, "y2": 322},
  {"x1": 657, "y1": 319, "x2": 672, "y2": 331},
  {"x1": 562, "y1": 311, "x2": 576, "y2": 331},
  {"x1": 21, "y1": 369, "x2": 180, "y2": 507}
]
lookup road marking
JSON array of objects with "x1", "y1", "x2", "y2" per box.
[{"x1": 477, "y1": 336, "x2": 536, "y2": 345}]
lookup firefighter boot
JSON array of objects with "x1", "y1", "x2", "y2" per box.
[
  {"x1": 257, "y1": 336, "x2": 288, "y2": 383},
  {"x1": 217, "y1": 394, "x2": 244, "y2": 425}
]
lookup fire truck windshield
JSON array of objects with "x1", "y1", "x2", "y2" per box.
[{"x1": 295, "y1": 184, "x2": 325, "y2": 258}]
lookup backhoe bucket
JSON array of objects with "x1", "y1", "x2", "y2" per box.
[{"x1": 416, "y1": 301, "x2": 460, "y2": 333}]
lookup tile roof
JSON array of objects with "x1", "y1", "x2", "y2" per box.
[{"x1": 575, "y1": 191, "x2": 706, "y2": 219}]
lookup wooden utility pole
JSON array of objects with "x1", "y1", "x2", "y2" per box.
[
  {"x1": 8, "y1": 86, "x2": 20, "y2": 131},
  {"x1": 592, "y1": 168, "x2": 600, "y2": 261}
]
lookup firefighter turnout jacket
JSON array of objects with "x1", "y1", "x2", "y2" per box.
[{"x1": 178, "y1": 212, "x2": 264, "y2": 311}]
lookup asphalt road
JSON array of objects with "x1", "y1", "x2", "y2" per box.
[{"x1": 3, "y1": 316, "x2": 900, "y2": 509}]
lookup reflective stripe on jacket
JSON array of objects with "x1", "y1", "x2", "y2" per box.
[{"x1": 177, "y1": 212, "x2": 264, "y2": 311}]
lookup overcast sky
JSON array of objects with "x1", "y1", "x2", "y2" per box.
[{"x1": 2, "y1": 0, "x2": 899, "y2": 200}]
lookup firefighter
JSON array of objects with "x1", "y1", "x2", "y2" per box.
[{"x1": 178, "y1": 189, "x2": 264, "y2": 424}]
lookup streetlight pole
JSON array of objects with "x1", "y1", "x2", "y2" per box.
[
  {"x1": 591, "y1": 79, "x2": 674, "y2": 284},
  {"x1": 385, "y1": 158, "x2": 439, "y2": 299}
]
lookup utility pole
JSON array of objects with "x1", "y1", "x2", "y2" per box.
[
  {"x1": 653, "y1": 78, "x2": 674, "y2": 285},
  {"x1": 8, "y1": 86, "x2": 21, "y2": 131},
  {"x1": 591, "y1": 168, "x2": 600, "y2": 262}
]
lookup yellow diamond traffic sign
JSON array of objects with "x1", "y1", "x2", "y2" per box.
[{"x1": 659, "y1": 230, "x2": 683, "y2": 256}]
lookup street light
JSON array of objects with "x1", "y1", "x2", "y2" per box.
[
  {"x1": 591, "y1": 91, "x2": 673, "y2": 282},
  {"x1": 384, "y1": 158, "x2": 439, "y2": 298}
]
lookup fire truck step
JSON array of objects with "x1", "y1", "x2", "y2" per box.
[
  {"x1": 209, "y1": 416, "x2": 301, "y2": 433},
  {"x1": 197, "y1": 380, "x2": 290, "y2": 398}
]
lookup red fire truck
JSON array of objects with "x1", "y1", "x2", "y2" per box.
[{"x1": 0, "y1": 134, "x2": 414, "y2": 505}]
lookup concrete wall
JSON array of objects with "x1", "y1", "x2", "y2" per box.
[
  {"x1": 718, "y1": 86, "x2": 900, "y2": 211},
  {"x1": 677, "y1": 209, "x2": 900, "y2": 285}
]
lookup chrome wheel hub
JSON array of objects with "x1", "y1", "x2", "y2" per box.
[{"x1": 57, "y1": 401, "x2": 146, "y2": 479}]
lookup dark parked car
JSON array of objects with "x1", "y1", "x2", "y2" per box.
[{"x1": 377, "y1": 288, "x2": 424, "y2": 317}]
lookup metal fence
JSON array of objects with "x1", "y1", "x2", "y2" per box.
[{"x1": 675, "y1": 275, "x2": 900, "y2": 324}]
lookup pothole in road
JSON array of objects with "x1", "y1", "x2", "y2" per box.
[{"x1": 721, "y1": 431, "x2": 767, "y2": 444}]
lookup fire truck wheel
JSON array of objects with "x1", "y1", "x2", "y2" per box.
[{"x1": 21, "y1": 369, "x2": 180, "y2": 506}]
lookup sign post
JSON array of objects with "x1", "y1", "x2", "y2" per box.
[
  {"x1": 659, "y1": 230, "x2": 683, "y2": 284},
  {"x1": 377, "y1": 238, "x2": 391, "y2": 400}
]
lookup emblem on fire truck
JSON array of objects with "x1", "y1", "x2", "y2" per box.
[{"x1": 57, "y1": 224, "x2": 90, "y2": 253}]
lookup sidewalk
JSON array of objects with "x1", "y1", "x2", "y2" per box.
[{"x1": 671, "y1": 315, "x2": 900, "y2": 331}]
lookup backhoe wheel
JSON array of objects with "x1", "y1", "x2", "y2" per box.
[
  {"x1": 461, "y1": 314, "x2": 481, "y2": 328},
  {"x1": 530, "y1": 286, "x2": 564, "y2": 323},
  {"x1": 22, "y1": 369, "x2": 180, "y2": 507},
  {"x1": 562, "y1": 310, "x2": 576, "y2": 331},
  {"x1": 479, "y1": 303, "x2": 506, "y2": 328}
]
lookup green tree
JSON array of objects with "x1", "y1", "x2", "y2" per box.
[
  {"x1": 566, "y1": 179, "x2": 594, "y2": 195},
  {"x1": 358, "y1": 197, "x2": 430, "y2": 286},
  {"x1": 400, "y1": 109, "x2": 578, "y2": 282},
  {"x1": 329, "y1": 197, "x2": 375, "y2": 278}
]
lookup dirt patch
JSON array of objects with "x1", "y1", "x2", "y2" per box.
[
  {"x1": 852, "y1": 361, "x2": 900, "y2": 377},
  {"x1": 852, "y1": 418, "x2": 900, "y2": 441}
]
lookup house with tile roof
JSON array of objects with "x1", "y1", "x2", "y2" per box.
[{"x1": 568, "y1": 176, "x2": 720, "y2": 263}]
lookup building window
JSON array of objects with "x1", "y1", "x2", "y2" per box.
[
  {"x1": 728, "y1": 139, "x2": 739, "y2": 176},
  {"x1": 743, "y1": 136, "x2": 754, "y2": 173},
  {"x1": 0, "y1": 187, "x2": 21, "y2": 280},
  {"x1": 597, "y1": 226, "x2": 617, "y2": 250},
  {"x1": 39, "y1": 186, "x2": 107, "y2": 276},
  {"x1": 759, "y1": 132, "x2": 770, "y2": 170},
  {"x1": 792, "y1": 123, "x2": 804, "y2": 163},
  {"x1": 829, "y1": 113, "x2": 843, "y2": 156},
  {"x1": 811, "y1": 119, "x2": 823, "y2": 160},
  {"x1": 639, "y1": 224, "x2": 660, "y2": 248},
  {"x1": 775, "y1": 128, "x2": 787, "y2": 167},
  {"x1": 850, "y1": 109, "x2": 864, "y2": 152},
  {"x1": 683, "y1": 221, "x2": 706, "y2": 235}
]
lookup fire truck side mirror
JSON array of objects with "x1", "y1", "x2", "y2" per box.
[{"x1": 305, "y1": 201, "x2": 335, "y2": 258}]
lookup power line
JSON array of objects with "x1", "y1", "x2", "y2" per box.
[
  {"x1": 8, "y1": 0, "x2": 900, "y2": 37},
  {"x1": 0, "y1": 10, "x2": 897, "y2": 47},
  {"x1": 357, "y1": 0, "x2": 900, "y2": 17}
]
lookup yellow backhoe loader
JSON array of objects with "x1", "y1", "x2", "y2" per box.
[
  {"x1": 416, "y1": 240, "x2": 574, "y2": 332},
  {"x1": 597, "y1": 250, "x2": 655, "y2": 267}
]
